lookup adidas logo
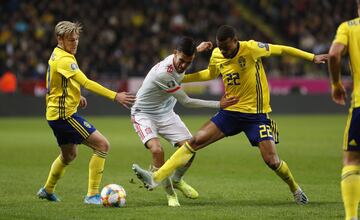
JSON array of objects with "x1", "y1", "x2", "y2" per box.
[{"x1": 349, "y1": 139, "x2": 358, "y2": 146}]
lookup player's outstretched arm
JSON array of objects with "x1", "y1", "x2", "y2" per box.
[
  {"x1": 328, "y1": 42, "x2": 347, "y2": 105},
  {"x1": 72, "y1": 71, "x2": 136, "y2": 108},
  {"x1": 270, "y1": 44, "x2": 328, "y2": 63},
  {"x1": 172, "y1": 88, "x2": 220, "y2": 108}
]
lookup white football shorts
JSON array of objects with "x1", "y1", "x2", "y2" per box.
[{"x1": 131, "y1": 112, "x2": 192, "y2": 146}]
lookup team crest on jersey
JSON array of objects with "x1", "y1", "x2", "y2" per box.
[
  {"x1": 70, "y1": 63, "x2": 78, "y2": 71},
  {"x1": 238, "y1": 56, "x2": 246, "y2": 69},
  {"x1": 257, "y1": 42, "x2": 269, "y2": 51},
  {"x1": 145, "y1": 127, "x2": 152, "y2": 134},
  {"x1": 167, "y1": 80, "x2": 176, "y2": 89},
  {"x1": 83, "y1": 121, "x2": 92, "y2": 128},
  {"x1": 167, "y1": 64, "x2": 174, "y2": 73}
]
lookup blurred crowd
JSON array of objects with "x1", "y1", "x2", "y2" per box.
[
  {"x1": 0, "y1": 0, "x2": 357, "y2": 90},
  {"x1": 244, "y1": 0, "x2": 355, "y2": 77}
]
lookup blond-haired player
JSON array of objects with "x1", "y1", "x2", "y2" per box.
[{"x1": 37, "y1": 21, "x2": 135, "y2": 204}]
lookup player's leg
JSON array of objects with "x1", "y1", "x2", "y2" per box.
[
  {"x1": 38, "y1": 144, "x2": 77, "y2": 202},
  {"x1": 82, "y1": 130, "x2": 110, "y2": 204},
  {"x1": 257, "y1": 139, "x2": 307, "y2": 204},
  {"x1": 341, "y1": 108, "x2": 360, "y2": 220},
  {"x1": 172, "y1": 140, "x2": 198, "y2": 199},
  {"x1": 342, "y1": 152, "x2": 360, "y2": 220},
  {"x1": 146, "y1": 138, "x2": 180, "y2": 207},
  {"x1": 133, "y1": 120, "x2": 225, "y2": 189}
]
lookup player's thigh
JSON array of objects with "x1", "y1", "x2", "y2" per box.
[
  {"x1": 243, "y1": 115, "x2": 279, "y2": 147},
  {"x1": 190, "y1": 120, "x2": 225, "y2": 150},
  {"x1": 157, "y1": 113, "x2": 192, "y2": 147},
  {"x1": 343, "y1": 107, "x2": 360, "y2": 152},
  {"x1": 131, "y1": 114, "x2": 158, "y2": 146},
  {"x1": 343, "y1": 108, "x2": 360, "y2": 165},
  {"x1": 83, "y1": 130, "x2": 110, "y2": 152}
]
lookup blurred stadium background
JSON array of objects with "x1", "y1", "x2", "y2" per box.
[{"x1": 0, "y1": 0, "x2": 356, "y2": 116}]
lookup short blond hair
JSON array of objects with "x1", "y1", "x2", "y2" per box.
[{"x1": 55, "y1": 21, "x2": 82, "y2": 37}]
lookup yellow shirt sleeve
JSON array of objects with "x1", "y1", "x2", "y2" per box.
[
  {"x1": 248, "y1": 40, "x2": 271, "y2": 60},
  {"x1": 333, "y1": 22, "x2": 348, "y2": 46},
  {"x1": 57, "y1": 56, "x2": 82, "y2": 79},
  {"x1": 71, "y1": 71, "x2": 117, "y2": 100},
  {"x1": 269, "y1": 44, "x2": 315, "y2": 61},
  {"x1": 183, "y1": 64, "x2": 219, "y2": 83}
]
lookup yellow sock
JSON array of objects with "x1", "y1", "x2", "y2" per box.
[
  {"x1": 275, "y1": 160, "x2": 299, "y2": 193},
  {"x1": 44, "y1": 155, "x2": 67, "y2": 194},
  {"x1": 87, "y1": 151, "x2": 107, "y2": 196},
  {"x1": 153, "y1": 142, "x2": 195, "y2": 183},
  {"x1": 341, "y1": 165, "x2": 360, "y2": 220}
]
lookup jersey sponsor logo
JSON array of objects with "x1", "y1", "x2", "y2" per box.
[
  {"x1": 167, "y1": 64, "x2": 174, "y2": 73},
  {"x1": 83, "y1": 121, "x2": 92, "y2": 128},
  {"x1": 257, "y1": 42, "x2": 269, "y2": 51},
  {"x1": 70, "y1": 63, "x2": 78, "y2": 71}
]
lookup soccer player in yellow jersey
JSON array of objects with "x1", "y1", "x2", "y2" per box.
[
  {"x1": 37, "y1": 21, "x2": 135, "y2": 204},
  {"x1": 328, "y1": 1, "x2": 360, "y2": 219},
  {"x1": 133, "y1": 25, "x2": 328, "y2": 205}
]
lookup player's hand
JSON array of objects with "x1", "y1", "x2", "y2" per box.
[
  {"x1": 79, "y1": 96, "x2": 87, "y2": 109},
  {"x1": 220, "y1": 94, "x2": 239, "y2": 109},
  {"x1": 115, "y1": 92, "x2": 136, "y2": 109},
  {"x1": 331, "y1": 82, "x2": 346, "y2": 105},
  {"x1": 196, "y1": 41, "x2": 213, "y2": 52},
  {"x1": 313, "y1": 54, "x2": 328, "y2": 64}
]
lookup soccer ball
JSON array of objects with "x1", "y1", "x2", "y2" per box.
[{"x1": 100, "y1": 184, "x2": 126, "y2": 207}]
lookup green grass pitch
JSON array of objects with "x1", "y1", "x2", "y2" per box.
[{"x1": 0, "y1": 114, "x2": 348, "y2": 219}]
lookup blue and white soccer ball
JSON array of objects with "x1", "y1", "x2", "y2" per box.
[{"x1": 100, "y1": 184, "x2": 126, "y2": 207}]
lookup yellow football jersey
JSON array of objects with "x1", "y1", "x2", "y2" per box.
[
  {"x1": 210, "y1": 40, "x2": 274, "y2": 113},
  {"x1": 334, "y1": 18, "x2": 360, "y2": 108},
  {"x1": 46, "y1": 47, "x2": 116, "y2": 120}
]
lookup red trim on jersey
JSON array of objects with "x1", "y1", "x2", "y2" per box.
[
  {"x1": 132, "y1": 116, "x2": 145, "y2": 140},
  {"x1": 166, "y1": 86, "x2": 181, "y2": 93}
]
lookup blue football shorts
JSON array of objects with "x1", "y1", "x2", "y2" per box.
[
  {"x1": 343, "y1": 107, "x2": 360, "y2": 151},
  {"x1": 211, "y1": 109, "x2": 279, "y2": 146},
  {"x1": 48, "y1": 113, "x2": 96, "y2": 146}
]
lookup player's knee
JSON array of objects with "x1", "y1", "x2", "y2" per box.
[
  {"x1": 96, "y1": 139, "x2": 110, "y2": 153},
  {"x1": 189, "y1": 134, "x2": 205, "y2": 148},
  {"x1": 263, "y1": 156, "x2": 280, "y2": 170},
  {"x1": 62, "y1": 151, "x2": 77, "y2": 163}
]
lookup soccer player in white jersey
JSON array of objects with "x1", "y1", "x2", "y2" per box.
[{"x1": 131, "y1": 36, "x2": 238, "y2": 207}]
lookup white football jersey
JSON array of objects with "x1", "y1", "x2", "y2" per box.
[{"x1": 131, "y1": 54, "x2": 184, "y2": 115}]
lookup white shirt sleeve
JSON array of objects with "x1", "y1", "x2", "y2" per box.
[
  {"x1": 153, "y1": 73, "x2": 181, "y2": 93},
  {"x1": 172, "y1": 87, "x2": 220, "y2": 109}
]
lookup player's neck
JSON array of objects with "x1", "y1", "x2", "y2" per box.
[{"x1": 228, "y1": 42, "x2": 240, "y2": 59}]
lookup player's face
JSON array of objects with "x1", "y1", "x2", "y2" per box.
[
  {"x1": 58, "y1": 32, "x2": 79, "y2": 55},
  {"x1": 173, "y1": 50, "x2": 195, "y2": 73},
  {"x1": 217, "y1": 38, "x2": 238, "y2": 58}
]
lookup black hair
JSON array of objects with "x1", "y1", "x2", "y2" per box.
[
  {"x1": 357, "y1": 0, "x2": 360, "y2": 5},
  {"x1": 176, "y1": 36, "x2": 196, "y2": 56},
  {"x1": 216, "y1": 25, "x2": 237, "y2": 41}
]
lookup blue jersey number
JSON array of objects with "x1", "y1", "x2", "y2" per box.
[{"x1": 225, "y1": 73, "x2": 240, "y2": 85}]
